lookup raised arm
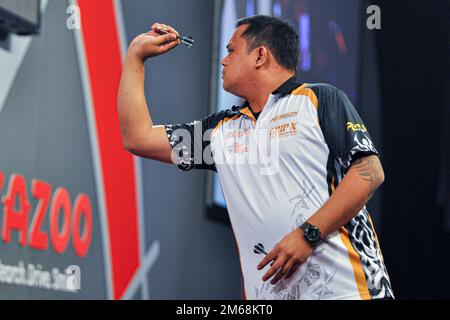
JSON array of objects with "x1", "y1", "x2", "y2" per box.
[{"x1": 118, "y1": 23, "x2": 180, "y2": 163}]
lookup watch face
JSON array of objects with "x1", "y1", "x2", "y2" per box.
[{"x1": 308, "y1": 228, "x2": 321, "y2": 241}]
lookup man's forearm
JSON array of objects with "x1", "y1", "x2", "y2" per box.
[
  {"x1": 118, "y1": 51, "x2": 153, "y2": 149},
  {"x1": 307, "y1": 155, "x2": 385, "y2": 239}
]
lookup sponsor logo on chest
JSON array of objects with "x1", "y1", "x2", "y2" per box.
[{"x1": 269, "y1": 121, "x2": 298, "y2": 139}]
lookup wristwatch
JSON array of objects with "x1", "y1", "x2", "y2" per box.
[{"x1": 299, "y1": 222, "x2": 323, "y2": 247}]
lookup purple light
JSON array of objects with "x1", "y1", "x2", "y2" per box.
[
  {"x1": 298, "y1": 13, "x2": 311, "y2": 71},
  {"x1": 273, "y1": 1, "x2": 282, "y2": 17},
  {"x1": 246, "y1": 0, "x2": 254, "y2": 16}
]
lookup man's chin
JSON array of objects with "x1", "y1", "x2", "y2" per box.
[
  {"x1": 222, "y1": 83, "x2": 231, "y2": 93},
  {"x1": 222, "y1": 81, "x2": 242, "y2": 97}
]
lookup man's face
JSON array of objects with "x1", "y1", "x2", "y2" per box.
[{"x1": 221, "y1": 25, "x2": 256, "y2": 95}]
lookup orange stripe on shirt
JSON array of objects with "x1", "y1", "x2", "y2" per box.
[
  {"x1": 338, "y1": 227, "x2": 372, "y2": 300},
  {"x1": 291, "y1": 85, "x2": 319, "y2": 111},
  {"x1": 239, "y1": 107, "x2": 256, "y2": 123},
  {"x1": 211, "y1": 114, "x2": 243, "y2": 138}
]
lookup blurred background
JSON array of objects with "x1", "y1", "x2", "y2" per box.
[{"x1": 0, "y1": 0, "x2": 448, "y2": 299}]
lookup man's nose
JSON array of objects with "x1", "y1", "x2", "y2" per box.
[{"x1": 220, "y1": 57, "x2": 226, "y2": 67}]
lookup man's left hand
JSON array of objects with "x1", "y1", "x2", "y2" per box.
[{"x1": 257, "y1": 228, "x2": 314, "y2": 285}]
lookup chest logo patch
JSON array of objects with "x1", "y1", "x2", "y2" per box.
[{"x1": 269, "y1": 121, "x2": 298, "y2": 139}]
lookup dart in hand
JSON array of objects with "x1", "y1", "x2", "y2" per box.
[{"x1": 157, "y1": 28, "x2": 194, "y2": 48}]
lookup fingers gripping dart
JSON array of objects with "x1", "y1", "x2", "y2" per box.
[{"x1": 158, "y1": 28, "x2": 194, "y2": 48}]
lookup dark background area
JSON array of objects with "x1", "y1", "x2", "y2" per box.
[{"x1": 375, "y1": 0, "x2": 449, "y2": 299}]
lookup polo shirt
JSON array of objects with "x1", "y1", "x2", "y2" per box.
[{"x1": 165, "y1": 77, "x2": 394, "y2": 300}]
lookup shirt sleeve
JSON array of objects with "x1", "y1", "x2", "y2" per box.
[
  {"x1": 312, "y1": 84, "x2": 379, "y2": 172},
  {"x1": 164, "y1": 111, "x2": 226, "y2": 172}
]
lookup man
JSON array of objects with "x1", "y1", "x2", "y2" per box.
[{"x1": 118, "y1": 15, "x2": 394, "y2": 300}]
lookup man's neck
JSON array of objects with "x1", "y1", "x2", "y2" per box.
[{"x1": 245, "y1": 72, "x2": 295, "y2": 113}]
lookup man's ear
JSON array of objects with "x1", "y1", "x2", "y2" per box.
[{"x1": 255, "y1": 46, "x2": 268, "y2": 68}]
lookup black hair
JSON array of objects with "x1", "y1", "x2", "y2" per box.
[{"x1": 236, "y1": 15, "x2": 299, "y2": 71}]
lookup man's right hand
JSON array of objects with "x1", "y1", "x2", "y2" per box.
[{"x1": 128, "y1": 23, "x2": 181, "y2": 62}]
